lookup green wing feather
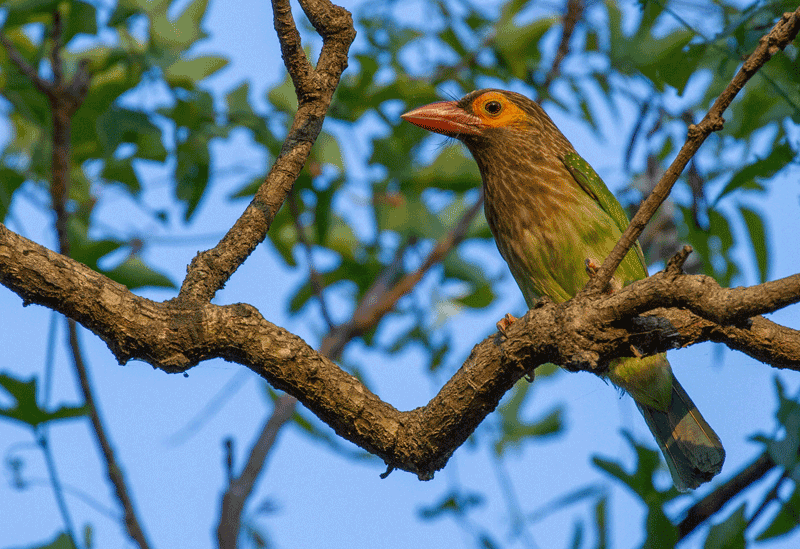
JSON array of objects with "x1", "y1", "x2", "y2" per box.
[{"x1": 563, "y1": 151, "x2": 648, "y2": 279}]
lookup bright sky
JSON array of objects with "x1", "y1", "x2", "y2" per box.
[{"x1": 2, "y1": 1, "x2": 800, "y2": 548}]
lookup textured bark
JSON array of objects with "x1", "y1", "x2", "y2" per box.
[{"x1": 2, "y1": 224, "x2": 799, "y2": 479}]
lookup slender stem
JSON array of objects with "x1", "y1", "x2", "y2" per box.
[
  {"x1": 38, "y1": 431, "x2": 80, "y2": 548},
  {"x1": 288, "y1": 190, "x2": 334, "y2": 328},
  {"x1": 217, "y1": 394, "x2": 297, "y2": 549},
  {"x1": 68, "y1": 321, "x2": 153, "y2": 549}
]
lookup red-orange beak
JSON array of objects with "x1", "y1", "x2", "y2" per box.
[{"x1": 401, "y1": 101, "x2": 484, "y2": 137}]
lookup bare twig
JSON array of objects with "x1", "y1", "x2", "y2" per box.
[
  {"x1": 68, "y1": 321, "x2": 152, "y2": 549},
  {"x1": 288, "y1": 190, "x2": 334, "y2": 328},
  {"x1": 38, "y1": 433, "x2": 80, "y2": 548},
  {"x1": 2, "y1": 12, "x2": 149, "y2": 548},
  {"x1": 217, "y1": 394, "x2": 296, "y2": 549},
  {"x1": 584, "y1": 7, "x2": 800, "y2": 294},
  {"x1": 542, "y1": 0, "x2": 583, "y2": 90}
]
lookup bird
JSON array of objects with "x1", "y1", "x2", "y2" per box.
[{"x1": 401, "y1": 89, "x2": 724, "y2": 491}]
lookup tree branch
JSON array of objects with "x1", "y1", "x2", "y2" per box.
[
  {"x1": 3, "y1": 224, "x2": 799, "y2": 479},
  {"x1": 177, "y1": 0, "x2": 356, "y2": 302},
  {"x1": 217, "y1": 393, "x2": 296, "y2": 549},
  {"x1": 542, "y1": 0, "x2": 583, "y2": 90},
  {"x1": 584, "y1": 7, "x2": 800, "y2": 294},
  {"x1": 678, "y1": 452, "x2": 775, "y2": 539}
]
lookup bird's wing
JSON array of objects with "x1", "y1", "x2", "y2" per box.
[{"x1": 562, "y1": 151, "x2": 648, "y2": 277}]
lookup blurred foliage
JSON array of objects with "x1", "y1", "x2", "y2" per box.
[
  {"x1": 1, "y1": 0, "x2": 799, "y2": 548},
  {"x1": 0, "y1": 372, "x2": 87, "y2": 428}
]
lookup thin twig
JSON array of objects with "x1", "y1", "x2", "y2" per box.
[
  {"x1": 288, "y1": 190, "x2": 334, "y2": 328},
  {"x1": 542, "y1": 0, "x2": 583, "y2": 90},
  {"x1": 0, "y1": 33, "x2": 53, "y2": 96},
  {"x1": 37, "y1": 433, "x2": 80, "y2": 548},
  {"x1": 3, "y1": 12, "x2": 147, "y2": 548},
  {"x1": 217, "y1": 393, "x2": 297, "y2": 549},
  {"x1": 584, "y1": 7, "x2": 800, "y2": 294},
  {"x1": 68, "y1": 321, "x2": 153, "y2": 549}
]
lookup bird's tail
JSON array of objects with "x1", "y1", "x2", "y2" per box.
[{"x1": 636, "y1": 377, "x2": 725, "y2": 491}]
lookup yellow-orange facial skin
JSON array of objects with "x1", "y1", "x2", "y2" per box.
[
  {"x1": 401, "y1": 91, "x2": 530, "y2": 137},
  {"x1": 467, "y1": 90, "x2": 528, "y2": 129}
]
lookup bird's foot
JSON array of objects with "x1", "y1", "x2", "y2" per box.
[
  {"x1": 585, "y1": 258, "x2": 600, "y2": 278},
  {"x1": 496, "y1": 313, "x2": 517, "y2": 337},
  {"x1": 585, "y1": 259, "x2": 614, "y2": 294}
]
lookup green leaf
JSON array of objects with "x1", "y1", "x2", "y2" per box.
[
  {"x1": 27, "y1": 531, "x2": 78, "y2": 549},
  {"x1": 0, "y1": 372, "x2": 87, "y2": 428},
  {"x1": 101, "y1": 158, "x2": 141, "y2": 195},
  {"x1": 418, "y1": 490, "x2": 485, "y2": 520},
  {"x1": 756, "y1": 485, "x2": 800, "y2": 541},
  {"x1": 593, "y1": 433, "x2": 677, "y2": 501},
  {"x1": 175, "y1": 135, "x2": 211, "y2": 219},
  {"x1": 703, "y1": 504, "x2": 747, "y2": 549},
  {"x1": 104, "y1": 256, "x2": 175, "y2": 289},
  {"x1": 739, "y1": 206, "x2": 769, "y2": 283},
  {"x1": 715, "y1": 141, "x2": 794, "y2": 202},
  {"x1": 455, "y1": 283, "x2": 495, "y2": 309},
  {"x1": 163, "y1": 55, "x2": 229, "y2": 88},
  {"x1": 96, "y1": 107, "x2": 167, "y2": 162},
  {"x1": 495, "y1": 384, "x2": 564, "y2": 455},
  {"x1": 757, "y1": 378, "x2": 800, "y2": 478},
  {"x1": 67, "y1": 218, "x2": 123, "y2": 270},
  {"x1": 0, "y1": 167, "x2": 26, "y2": 220},
  {"x1": 64, "y1": 1, "x2": 98, "y2": 44},
  {"x1": 410, "y1": 145, "x2": 481, "y2": 193},
  {"x1": 226, "y1": 81, "x2": 252, "y2": 115},
  {"x1": 312, "y1": 131, "x2": 344, "y2": 171},
  {"x1": 2, "y1": 0, "x2": 60, "y2": 28},
  {"x1": 150, "y1": 0, "x2": 210, "y2": 52}
]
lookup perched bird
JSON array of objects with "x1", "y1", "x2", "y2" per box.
[{"x1": 402, "y1": 89, "x2": 724, "y2": 490}]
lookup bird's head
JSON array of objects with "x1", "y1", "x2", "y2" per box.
[
  {"x1": 400, "y1": 89, "x2": 535, "y2": 139},
  {"x1": 402, "y1": 89, "x2": 574, "y2": 176}
]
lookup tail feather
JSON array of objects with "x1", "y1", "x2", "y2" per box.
[{"x1": 636, "y1": 377, "x2": 725, "y2": 491}]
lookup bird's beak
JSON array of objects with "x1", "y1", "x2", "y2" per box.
[{"x1": 401, "y1": 101, "x2": 484, "y2": 137}]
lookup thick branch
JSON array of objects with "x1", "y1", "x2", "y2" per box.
[
  {"x1": 585, "y1": 7, "x2": 800, "y2": 293},
  {"x1": 3, "y1": 224, "x2": 799, "y2": 479}
]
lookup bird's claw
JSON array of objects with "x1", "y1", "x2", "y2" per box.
[
  {"x1": 585, "y1": 258, "x2": 600, "y2": 278},
  {"x1": 585, "y1": 258, "x2": 615, "y2": 294},
  {"x1": 496, "y1": 313, "x2": 518, "y2": 337}
]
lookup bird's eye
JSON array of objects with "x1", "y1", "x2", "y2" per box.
[{"x1": 484, "y1": 100, "x2": 502, "y2": 115}]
